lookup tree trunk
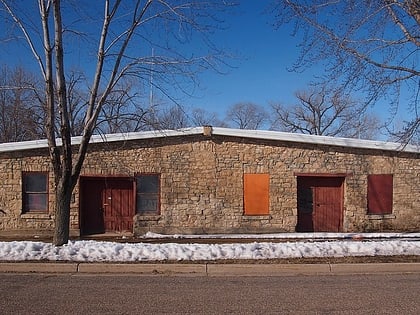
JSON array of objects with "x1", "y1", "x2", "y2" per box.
[{"x1": 53, "y1": 181, "x2": 73, "y2": 246}]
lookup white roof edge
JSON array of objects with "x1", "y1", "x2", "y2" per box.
[
  {"x1": 0, "y1": 138, "x2": 50, "y2": 153},
  {"x1": 211, "y1": 127, "x2": 420, "y2": 154},
  {"x1": 0, "y1": 126, "x2": 418, "y2": 154},
  {"x1": 0, "y1": 127, "x2": 203, "y2": 153},
  {"x1": 83, "y1": 127, "x2": 203, "y2": 144}
]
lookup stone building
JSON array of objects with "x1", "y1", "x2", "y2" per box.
[{"x1": 0, "y1": 126, "x2": 419, "y2": 237}]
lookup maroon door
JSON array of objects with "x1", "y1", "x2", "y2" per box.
[
  {"x1": 80, "y1": 179, "x2": 105, "y2": 234},
  {"x1": 296, "y1": 177, "x2": 344, "y2": 232},
  {"x1": 80, "y1": 177, "x2": 134, "y2": 235}
]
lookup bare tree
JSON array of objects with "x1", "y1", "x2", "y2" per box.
[
  {"x1": 270, "y1": 87, "x2": 381, "y2": 139},
  {"x1": 66, "y1": 72, "x2": 152, "y2": 135},
  {"x1": 388, "y1": 117, "x2": 420, "y2": 145},
  {"x1": 225, "y1": 102, "x2": 269, "y2": 129},
  {"x1": 97, "y1": 78, "x2": 149, "y2": 134},
  {"x1": 270, "y1": 0, "x2": 419, "y2": 141},
  {"x1": 0, "y1": 65, "x2": 45, "y2": 142},
  {"x1": 142, "y1": 105, "x2": 227, "y2": 130},
  {"x1": 0, "y1": 0, "x2": 234, "y2": 245},
  {"x1": 64, "y1": 71, "x2": 88, "y2": 136},
  {"x1": 145, "y1": 104, "x2": 190, "y2": 130},
  {"x1": 190, "y1": 107, "x2": 226, "y2": 127}
]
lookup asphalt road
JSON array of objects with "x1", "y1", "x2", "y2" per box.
[{"x1": 0, "y1": 273, "x2": 419, "y2": 314}]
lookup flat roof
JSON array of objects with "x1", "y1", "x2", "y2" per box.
[
  {"x1": 212, "y1": 127, "x2": 420, "y2": 154},
  {"x1": 0, "y1": 126, "x2": 418, "y2": 154}
]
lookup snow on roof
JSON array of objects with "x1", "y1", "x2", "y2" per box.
[{"x1": 0, "y1": 126, "x2": 418, "y2": 154}]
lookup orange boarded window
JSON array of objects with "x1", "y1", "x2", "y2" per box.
[{"x1": 244, "y1": 174, "x2": 269, "y2": 215}]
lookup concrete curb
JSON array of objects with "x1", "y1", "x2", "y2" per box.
[
  {"x1": 330, "y1": 262, "x2": 420, "y2": 274},
  {"x1": 206, "y1": 263, "x2": 331, "y2": 276},
  {"x1": 1, "y1": 262, "x2": 420, "y2": 275},
  {"x1": 0, "y1": 262, "x2": 79, "y2": 273},
  {"x1": 77, "y1": 263, "x2": 205, "y2": 275}
]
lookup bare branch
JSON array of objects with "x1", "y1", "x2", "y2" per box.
[
  {"x1": 271, "y1": 0, "x2": 419, "y2": 142},
  {"x1": 0, "y1": 0, "x2": 47, "y2": 78}
]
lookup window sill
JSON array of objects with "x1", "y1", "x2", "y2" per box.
[
  {"x1": 242, "y1": 215, "x2": 272, "y2": 220},
  {"x1": 367, "y1": 214, "x2": 395, "y2": 220},
  {"x1": 136, "y1": 215, "x2": 161, "y2": 221},
  {"x1": 21, "y1": 213, "x2": 51, "y2": 219}
]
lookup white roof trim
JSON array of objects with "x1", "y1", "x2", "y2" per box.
[
  {"x1": 0, "y1": 126, "x2": 418, "y2": 154},
  {"x1": 0, "y1": 127, "x2": 203, "y2": 153},
  {"x1": 211, "y1": 127, "x2": 420, "y2": 154}
]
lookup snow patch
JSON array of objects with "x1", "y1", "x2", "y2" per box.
[{"x1": 0, "y1": 233, "x2": 419, "y2": 262}]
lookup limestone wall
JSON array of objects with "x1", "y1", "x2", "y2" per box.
[{"x1": 0, "y1": 148, "x2": 55, "y2": 234}]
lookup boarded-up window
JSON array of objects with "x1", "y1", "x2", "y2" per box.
[
  {"x1": 136, "y1": 174, "x2": 160, "y2": 215},
  {"x1": 244, "y1": 174, "x2": 269, "y2": 215},
  {"x1": 22, "y1": 172, "x2": 48, "y2": 213},
  {"x1": 367, "y1": 174, "x2": 393, "y2": 214}
]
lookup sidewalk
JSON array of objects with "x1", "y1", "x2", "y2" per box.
[{"x1": 1, "y1": 262, "x2": 420, "y2": 276}]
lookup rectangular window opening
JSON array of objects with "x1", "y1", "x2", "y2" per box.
[
  {"x1": 22, "y1": 172, "x2": 48, "y2": 213},
  {"x1": 136, "y1": 174, "x2": 160, "y2": 215}
]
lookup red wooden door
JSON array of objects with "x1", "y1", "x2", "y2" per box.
[
  {"x1": 297, "y1": 177, "x2": 344, "y2": 232},
  {"x1": 102, "y1": 180, "x2": 134, "y2": 232},
  {"x1": 80, "y1": 177, "x2": 134, "y2": 235},
  {"x1": 312, "y1": 182, "x2": 343, "y2": 232}
]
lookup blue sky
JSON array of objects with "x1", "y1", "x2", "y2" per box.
[
  {"x1": 2, "y1": 1, "x2": 304, "y2": 113},
  {"x1": 180, "y1": 2, "x2": 409, "y2": 133},
  {"x1": 184, "y1": 2, "x2": 308, "y2": 115},
  {"x1": 0, "y1": 1, "x2": 409, "y2": 134}
]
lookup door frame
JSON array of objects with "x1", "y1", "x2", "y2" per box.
[
  {"x1": 79, "y1": 175, "x2": 135, "y2": 235},
  {"x1": 295, "y1": 173, "x2": 348, "y2": 232}
]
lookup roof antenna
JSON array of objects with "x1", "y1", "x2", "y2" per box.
[{"x1": 149, "y1": 47, "x2": 154, "y2": 109}]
